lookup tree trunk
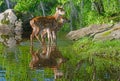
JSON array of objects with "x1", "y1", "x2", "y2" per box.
[
  {"x1": 5, "y1": 0, "x2": 11, "y2": 9},
  {"x1": 69, "y1": 0, "x2": 73, "y2": 31},
  {"x1": 80, "y1": 0, "x2": 84, "y2": 27},
  {"x1": 92, "y1": 0, "x2": 104, "y2": 15},
  {"x1": 40, "y1": 1, "x2": 45, "y2": 16}
]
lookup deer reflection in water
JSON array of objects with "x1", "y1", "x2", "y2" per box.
[{"x1": 29, "y1": 44, "x2": 67, "y2": 79}]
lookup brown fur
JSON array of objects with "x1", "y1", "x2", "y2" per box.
[
  {"x1": 30, "y1": 6, "x2": 65, "y2": 46},
  {"x1": 40, "y1": 16, "x2": 70, "y2": 45}
]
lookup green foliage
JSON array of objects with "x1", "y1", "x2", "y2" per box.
[
  {"x1": 14, "y1": 0, "x2": 40, "y2": 12},
  {"x1": 57, "y1": 0, "x2": 67, "y2": 4},
  {"x1": 72, "y1": 37, "x2": 120, "y2": 80},
  {"x1": 86, "y1": 11, "x2": 105, "y2": 24},
  {"x1": 0, "y1": 0, "x2": 7, "y2": 12},
  {"x1": 103, "y1": 0, "x2": 120, "y2": 15},
  {"x1": 1, "y1": 0, "x2": 120, "y2": 31},
  {"x1": 0, "y1": 1, "x2": 3, "y2": 6}
]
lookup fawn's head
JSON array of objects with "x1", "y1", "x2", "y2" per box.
[{"x1": 56, "y1": 6, "x2": 65, "y2": 16}]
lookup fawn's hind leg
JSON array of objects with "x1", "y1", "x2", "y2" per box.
[
  {"x1": 34, "y1": 27, "x2": 41, "y2": 45},
  {"x1": 30, "y1": 29, "x2": 36, "y2": 46},
  {"x1": 41, "y1": 30, "x2": 47, "y2": 46}
]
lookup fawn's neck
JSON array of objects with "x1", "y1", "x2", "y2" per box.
[{"x1": 53, "y1": 11, "x2": 61, "y2": 20}]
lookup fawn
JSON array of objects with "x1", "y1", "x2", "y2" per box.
[
  {"x1": 40, "y1": 16, "x2": 70, "y2": 45},
  {"x1": 30, "y1": 6, "x2": 65, "y2": 46}
]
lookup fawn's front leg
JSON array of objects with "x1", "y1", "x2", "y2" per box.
[
  {"x1": 52, "y1": 31, "x2": 57, "y2": 45},
  {"x1": 34, "y1": 27, "x2": 41, "y2": 45},
  {"x1": 46, "y1": 28, "x2": 53, "y2": 45}
]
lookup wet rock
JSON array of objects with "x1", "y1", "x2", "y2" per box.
[
  {"x1": 0, "y1": 9, "x2": 17, "y2": 25},
  {"x1": 93, "y1": 22, "x2": 120, "y2": 41},
  {"x1": 0, "y1": 9, "x2": 22, "y2": 48},
  {"x1": 67, "y1": 22, "x2": 120, "y2": 41},
  {"x1": 66, "y1": 24, "x2": 113, "y2": 40},
  {"x1": 6, "y1": 37, "x2": 16, "y2": 48},
  {"x1": 0, "y1": 24, "x2": 13, "y2": 35}
]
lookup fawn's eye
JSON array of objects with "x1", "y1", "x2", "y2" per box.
[{"x1": 58, "y1": 8, "x2": 64, "y2": 11}]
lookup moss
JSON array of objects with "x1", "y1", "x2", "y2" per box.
[
  {"x1": 1, "y1": 35, "x2": 9, "y2": 39},
  {"x1": 1, "y1": 19, "x2": 10, "y2": 24},
  {"x1": 101, "y1": 30, "x2": 112, "y2": 36}
]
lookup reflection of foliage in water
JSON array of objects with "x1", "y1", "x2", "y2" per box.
[
  {"x1": 0, "y1": 36, "x2": 120, "y2": 81},
  {"x1": 0, "y1": 43, "x2": 54, "y2": 81},
  {"x1": 70, "y1": 37, "x2": 120, "y2": 81}
]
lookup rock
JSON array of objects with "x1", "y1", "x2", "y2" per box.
[
  {"x1": 0, "y1": 9, "x2": 22, "y2": 48},
  {"x1": 0, "y1": 9, "x2": 17, "y2": 25},
  {"x1": 6, "y1": 37, "x2": 17, "y2": 48},
  {"x1": 14, "y1": 19, "x2": 23, "y2": 41},
  {"x1": 93, "y1": 22, "x2": 120, "y2": 41},
  {"x1": 0, "y1": 24, "x2": 13, "y2": 35},
  {"x1": 66, "y1": 24, "x2": 113, "y2": 40},
  {"x1": 67, "y1": 21, "x2": 120, "y2": 41}
]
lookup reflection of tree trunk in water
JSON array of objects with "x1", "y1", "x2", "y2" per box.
[
  {"x1": 5, "y1": 0, "x2": 11, "y2": 9},
  {"x1": 40, "y1": 1, "x2": 45, "y2": 16}
]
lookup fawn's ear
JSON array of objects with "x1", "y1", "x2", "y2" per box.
[
  {"x1": 56, "y1": 7, "x2": 58, "y2": 11},
  {"x1": 56, "y1": 5, "x2": 63, "y2": 11},
  {"x1": 56, "y1": 6, "x2": 60, "y2": 11}
]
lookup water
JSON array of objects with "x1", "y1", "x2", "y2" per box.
[
  {"x1": 0, "y1": 38, "x2": 120, "y2": 81},
  {"x1": 0, "y1": 65, "x2": 6, "y2": 81},
  {"x1": 0, "y1": 38, "x2": 71, "y2": 81}
]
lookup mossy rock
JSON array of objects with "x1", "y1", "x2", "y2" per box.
[
  {"x1": 1, "y1": 19, "x2": 10, "y2": 25},
  {"x1": 101, "y1": 30, "x2": 112, "y2": 36}
]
